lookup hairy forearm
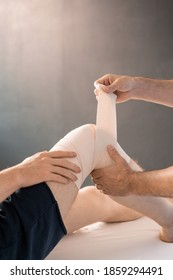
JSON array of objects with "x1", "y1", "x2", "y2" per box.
[
  {"x1": 133, "y1": 77, "x2": 173, "y2": 107},
  {"x1": 131, "y1": 166, "x2": 173, "y2": 197},
  {"x1": 0, "y1": 166, "x2": 21, "y2": 202}
]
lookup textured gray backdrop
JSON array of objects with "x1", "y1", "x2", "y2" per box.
[{"x1": 0, "y1": 0, "x2": 173, "y2": 186}]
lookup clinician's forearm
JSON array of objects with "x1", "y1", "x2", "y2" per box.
[
  {"x1": 133, "y1": 77, "x2": 173, "y2": 107},
  {"x1": 0, "y1": 167, "x2": 20, "y2": 202},
  {"x1": 132, "y1": 166, "x2": 173, "y2": 197}
]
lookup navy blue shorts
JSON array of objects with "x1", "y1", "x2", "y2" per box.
[{"x1": 0, "y1": 182, "x2": 67, "y2": 260}]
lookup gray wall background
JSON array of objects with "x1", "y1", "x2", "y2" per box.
[{"x1": 0, "y1": 0, "x2": 173, "y2": 185}]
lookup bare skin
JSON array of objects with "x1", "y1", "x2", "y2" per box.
[
  {"x1": 64, "y1": 186, "x2": 141, "y2": 234},
  {"x1": 0, "y1": 150, "x2": 80, "y2": 202},
  {"x1": 92, "y1": 145, "x2": 173, "y2": 198},
  {"x1": 95, "y1": 74, "x2": 173, "y2": 107}
]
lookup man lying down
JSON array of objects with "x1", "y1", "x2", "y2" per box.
[{"x1": 1, "y1": 75, "x2": 173, "y2": 260}]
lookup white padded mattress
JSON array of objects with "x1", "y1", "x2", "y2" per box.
[{"x1": 46, "y1": 217, "x2": 173, "y2": 260}]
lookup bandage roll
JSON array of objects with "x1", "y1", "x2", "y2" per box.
[{"x1": 94, "y1": 83, "x2": 131, "y2": 168}]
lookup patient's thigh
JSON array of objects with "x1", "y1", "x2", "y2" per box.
[{"x1": 46, "y1": 124, "x2": 96, "y2": 220}]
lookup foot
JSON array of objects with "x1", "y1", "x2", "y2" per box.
[{"x1": 160, "y1": 225, "x2": 173, "y2": 243}]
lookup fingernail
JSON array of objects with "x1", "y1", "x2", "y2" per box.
[{"x1": 103, "y1": 85, "x2": 109, "y2": 92}]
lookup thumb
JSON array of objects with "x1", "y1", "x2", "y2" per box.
[
  {"x1": 107, "y1": 145, "x2": 121, "y2": 161},
  {"x1": 103, "y1": 78, "x2": 122, "y2": 93},
  {"x1": 104, "y1": 77, "x2": 131, "y2": 93},
  {"x1": 103, "y1": 83, "x2": 117, "y2": 93}
]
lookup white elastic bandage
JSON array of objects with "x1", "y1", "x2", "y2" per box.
[
  {"x1": 50, "y1": 124, "x2": 96, "y2": 189},
  {"x1": 50, "y1": 83, "x2": 140, "y2": 190},
  {"x1": 94, "y1": 83, "x2": 131, "y2": 168}
]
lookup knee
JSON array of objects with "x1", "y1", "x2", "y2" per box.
[
  {"x1": 83, "y1": 124, "x2": 96, "y2": 142},
  {"x1": 82, "y1": 124, "x2": 96, "y2": 135}
]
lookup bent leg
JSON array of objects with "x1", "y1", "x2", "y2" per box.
[
  {"x1": 1, "y1": 123, "x2": 103, "y2": 259},
  {"x1": 46, "y1": 123, "x2": 139, "y2": 234},
  {"x1": 46, "y1": 124, "x2": 96, "y2": 223},
  {"x1": 65, "y1": 186, "x2": 141, "y2": 233},
  {"x1": 0, "y1": 124, "x2": 96, "y2": 260}
]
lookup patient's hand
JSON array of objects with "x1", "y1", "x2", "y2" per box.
[
  {"x1": 16, "y1": 150, "x2": 81, "y2": 188},
  {"x1": 91, "y1": 145, "x2": 137, "y2": 196}
]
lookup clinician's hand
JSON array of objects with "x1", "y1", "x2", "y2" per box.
[
  {"x1": 91, "y1": 145, "x2": 136, "y2": 196},
  {"x1": 94, "y1": 74, "x2": 136, "y2": 103},
  {"x1": 16, "y1": 150, "x2": 81, "y2": 188}
]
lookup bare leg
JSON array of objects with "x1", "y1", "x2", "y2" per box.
[
  {"x1": 113, "y1": 195, "x2": 173, "y2": 242},
  {"x1": 65, "y1": 186, "x2": 141, "y2": 233}
]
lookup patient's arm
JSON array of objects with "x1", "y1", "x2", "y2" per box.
[
  {"x1": 0, "y1": 150, "x2": 79, "y2": 202},
  {"x1": 0, "y1": 167, "x2": 19, "y2": 202}
]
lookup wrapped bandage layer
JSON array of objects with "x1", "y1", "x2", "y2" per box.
[
  {"x1": 50, "y1": 84, "x2": 141, "y2": 189},
  {"x1": 50, "y1": 124, "x2": 96, "y2": 189}
]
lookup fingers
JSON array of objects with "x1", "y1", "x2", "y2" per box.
[
  {"x1": 94, "y1": 85, "x2": 115, "y2": 97},
  {"x1": 94, "y1": 74, "x2": 120, "y2": 93},
  {"x1": 107, "y1": 145, "x2": 121, "y2": 161},
  {"x1": 50, "y1": 158, "x2": 81, "y2": 173},
  {"x1": 51, "y1": 166, "x2": 78, "y2": 182},
  {"x1": 47, "y1": 150, "x2": 77, "y2": 158},
  {"x1": 95, "y1": 184, "x2": 107, "y2": 194},
  {"x1": 36, "y1": 150, "x2": 81, "y2": 184},
  {"x1": 95, "y1": 74, "x2": 116, "y2": 86},
  {"x1": 91, "y1": 168, "x2": 103, "y2": 179},
  {"x1": 94, "y1": 81, "x2": 115, "y2": 94},
  {"x1": 37, "y1": 151, "x2": 81, "y2": 172},
  {"x1": 48, "y1": 173, "x2": 69, "y2": 184},
  {"x1": 43, "y1": 150, "x2": 81, "y2": 175},
  {"x1": 94, "y1": 75, "x2": 135, "y2": 97}
]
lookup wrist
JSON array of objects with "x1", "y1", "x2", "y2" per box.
[
  {"x1": 128, "y1": 170, "x2": 145, "y2": 195},
  {"x1": 132, "y1": 76, "x2": 169, "y2": 103},
  {"x1": 0, "y1": 166, "x2": 21, "y2": 201},
  {"x1": 128, "y1": 171, "x2": 138, "y2": 194},
  {"x1": 4, "y1": 164, "x2": 26, "y2": 189},
  {"x1": 132, "y1": 76, "x2": 148, "y2": 100},
  {"x1": 13, "y1": 164, "x2": 27, "y2": 189}
]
